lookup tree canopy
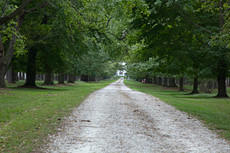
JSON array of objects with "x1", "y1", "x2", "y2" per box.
[{"x1": 1, "y1": 0, "x2": 230, "y2": 97}]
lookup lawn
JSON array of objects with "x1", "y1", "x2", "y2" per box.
[
  {"x1": 0, "y1": 80, "x2": 115, "y2": 153},
  {"x1": 124, "y1": 80, "x2": 230, "y2": 141}
]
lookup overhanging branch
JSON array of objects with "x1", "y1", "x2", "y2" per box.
[
  {"x1": 174, "y1": 3, "x2": 212, "y2": 34},
  {"x1": 0, "y1": 0, "x2": 33, "y2": 25},
  {"x1": 107, "y1": 29, "x2": 128, "y2": 41}
]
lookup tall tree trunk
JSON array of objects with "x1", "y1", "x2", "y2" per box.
[
  {"x1": 168, "y1": 77, "x2": 177, "y2": 87},
  {"x1": 6, "y1": 68, "x2": 12, "y2": 83},
  {"x1": 0, "y1": 35, "x2": 16, "y2": 87},
  {"x1": 7, "y1": 66, "x2": 17, "y2": 83},
  {"x1": 0, "y1": 12, "x2": 24, "y2": 87},
  {"x1": 58, "y1": 73, "x2": 65, "y2": 84},
  {"x1": 0, "y1": 36, "x2": 7, "y2": 87},
  {"x1": 215, "y1": 1, "x2": 228, "y2": 97},
  {"x1": 190, "y1": 77, "x2": 199, "y2": 94},
  {"x1": 68, "y1": 74, "x2": 75, "y2": 83},
  {"x1": 23, "y1": 73, "x2": 25, "y2": 80},
  {"x1": 12, "y1": 71, "x2": 17, "y2": 83},
  {"x1": 216, "y1": 62, "x2": 228, "y2": 97},
  {"x1": 163, "y1": 77, "x2": 168, "y2": 87},
  {"x1": 43, "y1": 72, "x2": 54, "y2": 85},
  {"x1": 23, "y1": 48, "x2": 37, "y2": 87},
  {"x1": 179, "y1": 77, "x2": 184, "y2": 92},
  {"x1": 0, "y1": 64, "x2": 6, "y2": 87}
]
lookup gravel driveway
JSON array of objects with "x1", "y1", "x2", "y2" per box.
[{"x1": 43, "y1": 79, "x2": 230, "y2": 153}]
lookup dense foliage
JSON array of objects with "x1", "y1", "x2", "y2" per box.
[
  {"x1": 125, "y1": 0, "x2": 230, "y2": 97},
  {"x1": 1, "y1": 0, "x2": 230, "y2": 97},
  {"x1": 0, "y1": 0, "x2": 130, "y2": 87}
]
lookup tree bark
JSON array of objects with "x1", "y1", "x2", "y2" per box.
[
  {"x1": 179, "y1": 77, "x2": 184, "y2": 92},
  {"x1": 168, "y1": 77, "x2": 177, "y2": 87},
  {"x1": 6, "y1": 69, "x2": 12, "y2": 83},
  {"x1": 190, "y1": 77, "x2": 199, "y2": 94},
  {"x1": 12, "y1": 71, "x2": 17, "y2": 83},
  {"x1": 43, "y1": 72, "x2": 54, "y2": 85},
  {"x1": 23, "y1": 47, "x2": 37, "y2": 87},
  {"x1": 58, "y1": 73, "x2": 65, "y2": 84},
  {"x1": 0, "y1": 35, "x2": 16, "y2": 87},
  {"x1": 0, "y1": 64, "x2": 6, "y2": 87},
  {"x1": 23, "y1": 73, "x2": 25, "y2": 80},
  {"x1": 67, "y1": 74, "x2": 75, "y2": 83},
  {"x1": 216, "y1": 62, "x2": 228, "y2": 97},
  {"x1": 0, "y1": 12, "x2": 24, "y2": 87},
  {"x1": 163, "y1": 77, "x2": 168, "y2": 87},
  {"x1": 7, "y1": 66, "x2": 17, "y2": 83},
  {"x1": 215, "y1": 1, "x2": 228, "y2": 97}
]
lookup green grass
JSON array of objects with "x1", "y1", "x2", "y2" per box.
[
  {"x1": 0, "y1": 79, "x2": 115, "y2": 153},
  {"x1": 124, "y1": 80, "x2": 230, "y2": 141}
]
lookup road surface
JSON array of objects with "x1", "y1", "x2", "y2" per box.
[{"x1": 43, "y1": 79, "x2": 230, "y2": 153}]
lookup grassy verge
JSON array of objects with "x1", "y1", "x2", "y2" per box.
[
  {"x1": 0, "y1": 79, "x2": 115, "y2": 153},
  {"x1": 124, "y1": 80, "x2": 230, "y2": 141}
]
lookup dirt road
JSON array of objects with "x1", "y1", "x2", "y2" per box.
[{"x1": 43, "y1": 79, "x2": 230, "y2": 153}]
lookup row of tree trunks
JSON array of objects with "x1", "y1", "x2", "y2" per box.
[
  {"x1": 19, "y1": 72, "x2": 26, "y2": 80},
  {"x1": 152, "y1": 76, "x2": 185, "y2": 92},
  {"x1": 154, "y1": 77, "x2": 178, "y2": 88},
  {"x1": 5, "y1": 71, "x2": 80, "y2": 85},
  {"x1": 80, "y1": 75, "x2": 101, "y2": 82},
  {"x1": 43, "y1": 73, "x2": 76, "y2": 85},
  {"x1": 137, "y1": 75, "x2": 227, "y2": 95}
]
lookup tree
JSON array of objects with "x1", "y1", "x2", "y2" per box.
[
  {"x1": 0, "y1": 0, "x2": 28, "y2": 87},
  {"x1": 125, "y1": 0, "x2": 230, "y2": 97}
]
